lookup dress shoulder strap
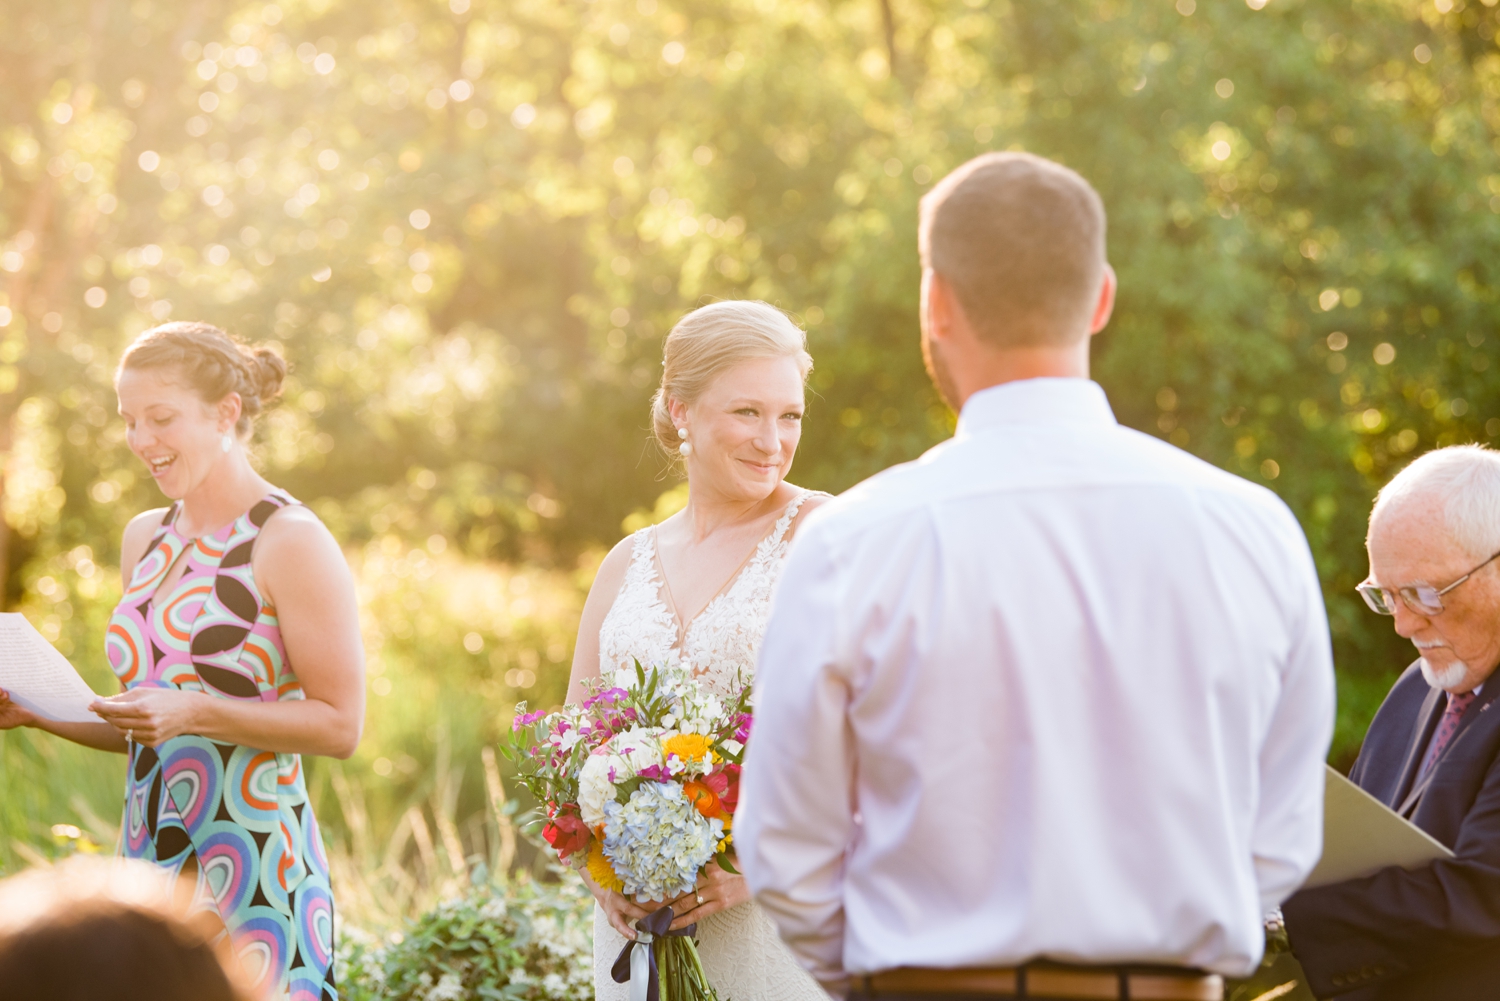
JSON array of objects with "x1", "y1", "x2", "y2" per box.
[
  {"x1": 631, "y1": 524, "x2": 658, "y2": 563},
  {"x1": 143, "y1": 502, "x2": 181, "y2": 552},
  {"x1": 246, "y1": 489, "x2": 298, "y2": 530},
  {"x1": 769, "y1": 489, "x2": 829, "y2": 547}
]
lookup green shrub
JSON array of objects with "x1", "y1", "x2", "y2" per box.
[{"x1": 340, "y1": 876, "x2": 594, "y2": 1001}]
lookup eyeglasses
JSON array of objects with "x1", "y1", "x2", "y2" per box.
[{"x1": 1357, "y1": 549, "x2": 1500, "y2": 617}]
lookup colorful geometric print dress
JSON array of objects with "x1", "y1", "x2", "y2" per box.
[{"x1": 107, "y1": 490, "x2": 337, "y2": 1001}]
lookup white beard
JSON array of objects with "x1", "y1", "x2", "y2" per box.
[{"x1": 1419, "y1": 656, "x2": 1470, "y2": 692}]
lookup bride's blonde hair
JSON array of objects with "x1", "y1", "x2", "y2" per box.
[{"x1": 650, "y1": 301, "x2": 813, "y2": 460}]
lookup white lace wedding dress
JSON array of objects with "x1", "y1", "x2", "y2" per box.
[{"x1": 592, "y1": 490, "x2": 826, "y2": 1001}]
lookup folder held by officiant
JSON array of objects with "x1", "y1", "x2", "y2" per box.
[{"x1": 1302, "y1": 764, "x2": 1453, "y2": 889}]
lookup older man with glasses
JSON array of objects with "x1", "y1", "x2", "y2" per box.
[{"x1": 1281, "y1": 443, "x2": 1500, "y2": 999}]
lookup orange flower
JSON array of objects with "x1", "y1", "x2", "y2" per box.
[{"x1": 683, "y1": 780, "x2": 723, "y2": 819}]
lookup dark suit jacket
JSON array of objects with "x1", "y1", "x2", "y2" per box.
[{"x1": 1282, "y1": 661, "x2": 1500, "y2": 999}]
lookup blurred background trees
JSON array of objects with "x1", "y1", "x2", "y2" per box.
[{"x1": 3, "y1": 0, "x2": 1499, "y2": 920}]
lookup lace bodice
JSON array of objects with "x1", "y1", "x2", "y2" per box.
[{"x1": 598, "y1": 491, "x2": 813, "y2": 698}]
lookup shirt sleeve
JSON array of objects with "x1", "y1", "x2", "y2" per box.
[
  {"x1": 737, "y1": 523, "x2": 856, "y2": 986},
  {"x1": 1252, "y1": 511, "x2": 1338, "y2": 910}
]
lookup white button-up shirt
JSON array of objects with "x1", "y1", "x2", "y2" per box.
[{"x1": 738, "y1": 378, "x2": 1335, "y2": 984}]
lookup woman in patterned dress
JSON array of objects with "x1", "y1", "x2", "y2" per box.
[
  {"x1": 0, "y1": 322, "x2": 365, "y2": 1000},
  {"x1": 567, "y1": 301, "x2": 830, "y2": 1001}
]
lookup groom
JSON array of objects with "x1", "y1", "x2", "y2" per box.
[{"x1": 736, "y1": 152, "x2": 1336, "y2": 1000}]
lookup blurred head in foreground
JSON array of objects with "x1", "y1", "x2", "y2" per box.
[
  {"x1": 1362, "y1": 443, "x2": 1500, "y2": 693},
  {"x1": 0, "y1": 857, "x2": 252, "y2": 1001},
  {"x1": 917, "y1": 151, "x2": 1115, "y2": 409},
  {"x1": 115, "y1": 321, "x2": 287, "y2": 501},
  {"x1": 652, "y1": 300, "x2": 813, "y2": 504}
]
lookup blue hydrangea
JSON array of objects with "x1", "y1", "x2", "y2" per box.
[{"x1": 602, "y1": 781, "x2": 724, "y2": 902}]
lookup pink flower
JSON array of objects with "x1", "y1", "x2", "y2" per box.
[
  {"x1": 512, "y1": 709, "x2": 546, "y2": 732},
  {"x1": 583, "y1": 687, "x2": 628, "y2": 710}
]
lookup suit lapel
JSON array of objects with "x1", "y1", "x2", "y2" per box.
[{"x1": 1392, "y1": 684, "x2": 1445, "y2": 811}]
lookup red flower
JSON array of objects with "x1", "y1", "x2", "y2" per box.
[
  {"x1": 543, "y1": 803, "x2": 590, "y2": 862},
  {"x1": 706, "y1": 764, "x2": 741, "y2": 816}
]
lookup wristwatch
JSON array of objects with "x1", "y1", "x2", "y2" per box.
[{"x1": 1264, "y1": 907, "x2": 1290, "y2": 955}]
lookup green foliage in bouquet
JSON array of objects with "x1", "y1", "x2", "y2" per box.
[
  {"x1": 658, "y1": 939, "x2": 718, "y2": 1001},
  {"x1": 340, "y1": 875, "x2": 594, "y2": 1001}
]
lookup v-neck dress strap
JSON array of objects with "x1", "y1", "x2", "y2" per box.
[
  {"x1": 595, "y1": 490, "x2": 821, "y2": 698},
  {"x1": 677, "y1": 490, "x2": 817, "y2": 696},
  {"x1": 105, "y1": 488, "x2": 338, "y2": 1001},
  {"x1": 597, "y1": 525, "x2": 683, "y2": 682}
]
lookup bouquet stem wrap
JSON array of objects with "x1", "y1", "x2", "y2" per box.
[{"x1": 611, "y1": 906, "x2": 717, "y2": 1001}]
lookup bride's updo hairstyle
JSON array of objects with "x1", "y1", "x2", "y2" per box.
[
  {"x1": 650, "y1": 300, "x2": 813, "y2": 460},
  {"x1": 117, "y1": 322, "x2": 287, "y2": 437}
]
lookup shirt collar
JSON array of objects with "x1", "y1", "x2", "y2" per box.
[{"x1": 954, "y1": 378, "x2": 1117, "y2": 439}]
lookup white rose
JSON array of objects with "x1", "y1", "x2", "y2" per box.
[
  {"x1": 612, "y1": 727, "x2": 664, "y2": 773},
  {"x1": 577, "y1": 752, "x2": 616, "y2": 828}
]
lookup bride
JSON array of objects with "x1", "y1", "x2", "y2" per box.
[{"x1": 567, "y1": 299, "x2": 829, "y2": 1001}]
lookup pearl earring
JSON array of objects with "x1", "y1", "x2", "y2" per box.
[
  {"x1": 220, "y1": 432, "x2": 234, "y2": 453},
  {"x1": 677, "y1": 426, "x2": 691, "y2": 457}
]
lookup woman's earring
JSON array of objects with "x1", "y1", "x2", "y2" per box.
[
  {"x1": 677, "y1": 426, "x2": 692, "y2": 457},
  {"x1": 220, "y1": 432, "x2": 234, "y2": 453}
]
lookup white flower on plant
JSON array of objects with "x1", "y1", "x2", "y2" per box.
[{"x1": 425, "y1": 971, "x2": 466, "y2": 1001}]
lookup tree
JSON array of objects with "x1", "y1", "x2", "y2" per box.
[{"x1": 2, "y1": 0, "x2": 1496, "y2": 781}]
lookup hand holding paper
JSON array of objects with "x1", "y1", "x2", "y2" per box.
[{"x1": 0, "y1": 613, "x2": 105, "y2": 724}]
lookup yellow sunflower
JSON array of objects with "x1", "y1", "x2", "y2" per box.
[
  {"x1": 587, "y1": 840, "x2": 624, "y2": 893},
  {"x1": 662, "y1": 732, "x2": 716, "y2": 764}
]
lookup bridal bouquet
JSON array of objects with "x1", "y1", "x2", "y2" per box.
[{"x1": 506, "y1": 662, "x2": 751, "y2": 1001}]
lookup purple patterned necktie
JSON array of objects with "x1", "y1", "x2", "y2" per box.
[{"x1": 1418, "y1": 690, "x2": 1478, "y2": 781}]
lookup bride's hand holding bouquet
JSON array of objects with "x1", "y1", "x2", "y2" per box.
[{"x1": 664, "y1": 856, "x2": 753, "y2": 932}]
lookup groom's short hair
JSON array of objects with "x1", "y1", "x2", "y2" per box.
[{"x1": 920, "y1": 152, "x2": 1106, "y2": 347}]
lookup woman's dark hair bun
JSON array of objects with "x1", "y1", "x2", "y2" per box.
[
  {"x1": 249, "y1": 347, "x2": 288, "y2": 403},
  {"x1": 117, "y1": 322, "x2": 289, "y2": 436}
]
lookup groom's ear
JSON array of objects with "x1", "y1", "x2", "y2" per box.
[
  {"x1": 923, "y1": 270, "x2": 957, "y2": 343},
  {"x1": 1088, "y1": 265, "x2": 1117, "y2": 336}
]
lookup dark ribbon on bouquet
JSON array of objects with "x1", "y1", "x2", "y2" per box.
[{"x1": 611, "y1": 905, "x2": 697, "y2": 1001}]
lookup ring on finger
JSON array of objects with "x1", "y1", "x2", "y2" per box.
[
  {"x1": 126, "y1": 729, "x2": 133, "y2": 743},
  {"x1": 696, "y1": 891, "x2": 704, "y2": 905}
]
